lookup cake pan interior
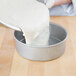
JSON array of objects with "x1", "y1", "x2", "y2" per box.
[{"x1": 14, "y1": 23, "x2": 67, "y2": 46}]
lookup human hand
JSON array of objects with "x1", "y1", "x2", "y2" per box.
[
  {"x1": 37, "y1": 0, "x2": 55, "y2": 8},
  {"x1": 54, "y1": 0, "x2": 72, "y2": 6},
  {"x1": 44, "y1": 0, "x2": 72, "y2": 8},
  {"x1": 44, "y1": 0, "x2": 55, "y2": 8}
]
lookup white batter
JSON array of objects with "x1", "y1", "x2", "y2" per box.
[
  {"x1": 19, "y1": 0, "x2": 50, "y2": 45},
  {"x1": 0, "y1": 0, "x2": 54, "y2": 45},
  {"x1": 9, "y1": 0, "x2": 50, "y2": 45}
]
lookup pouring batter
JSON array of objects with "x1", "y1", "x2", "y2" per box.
[
  {"x1": 11, "y1": 0, "x2": 50, "y2": 45},
  {"x1": 0, "y1": 0, "x2": 54, "y2": 45}
]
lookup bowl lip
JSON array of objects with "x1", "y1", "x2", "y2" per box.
[{"x1": 14, "y1": 22, "x2": 68, "y2": 48}]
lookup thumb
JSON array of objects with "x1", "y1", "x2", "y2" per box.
[{"x1": 45, "y1": 0, "x2": 55, "y2": 8}]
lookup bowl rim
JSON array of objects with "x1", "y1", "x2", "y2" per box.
[{"x1": 14, "y1": 22, "x2": 68, "y2": 48}]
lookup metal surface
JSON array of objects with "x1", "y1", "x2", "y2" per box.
[
  {"x1": 0, "y1": 20, "x2": 21, "y2": 31},
  {"x1": 14, "y1": 22, "x2": 68, "y2": 61}
]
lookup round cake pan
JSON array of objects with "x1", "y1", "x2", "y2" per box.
[{"x1": 14, "y1": 22, "x2": 68, "y2": 61}]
